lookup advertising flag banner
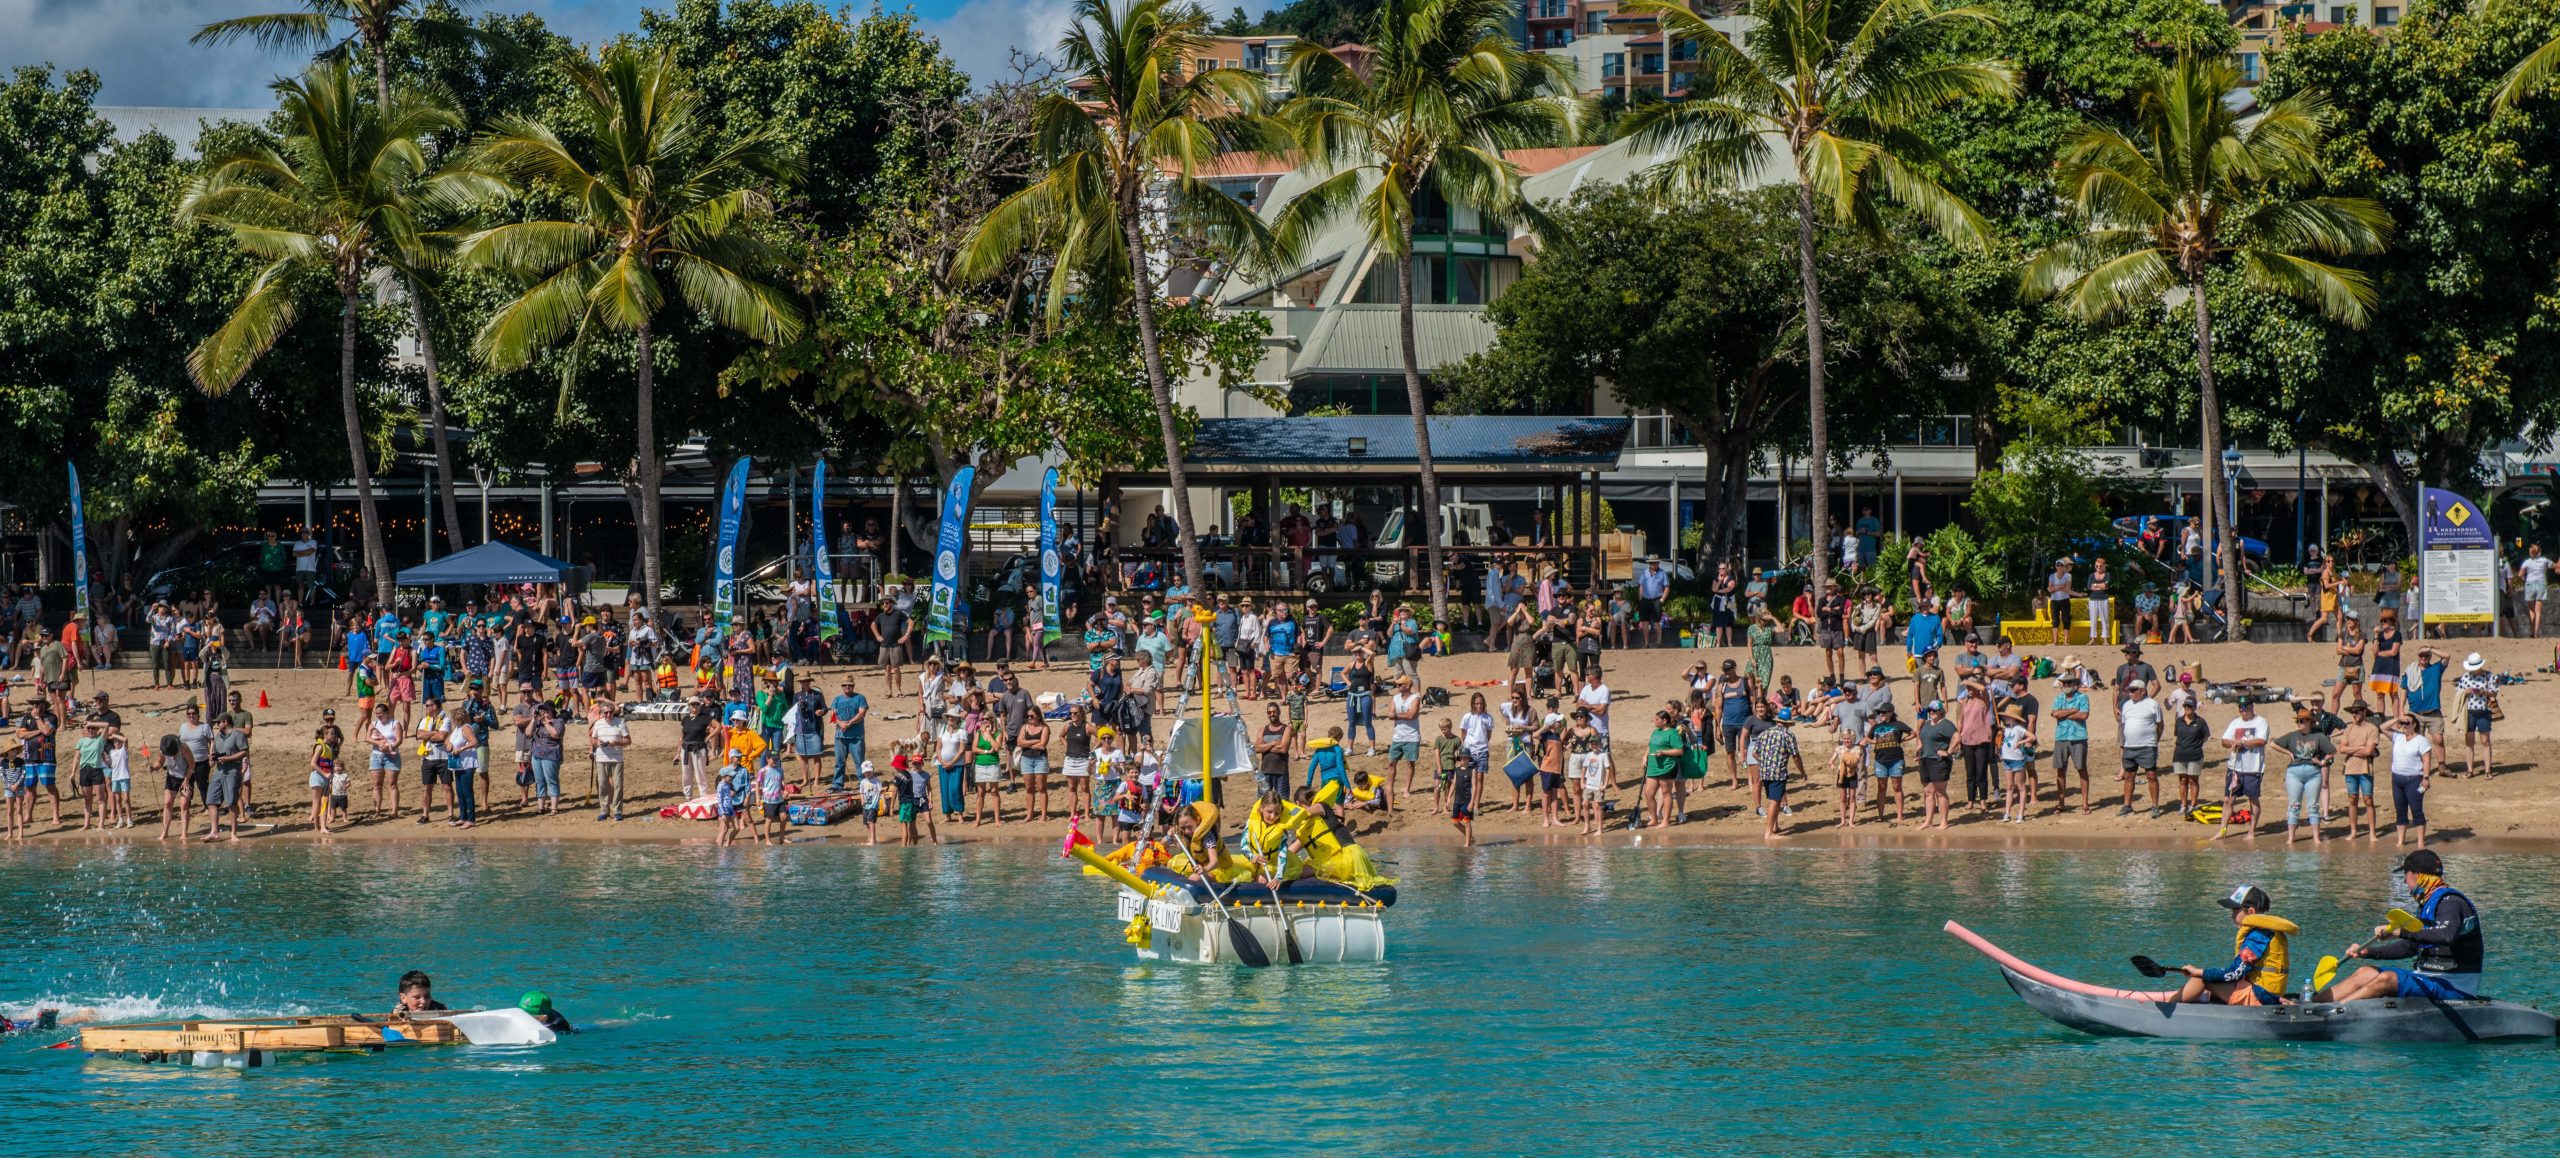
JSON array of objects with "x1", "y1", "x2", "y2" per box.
[
  {"x1": 925, "y1": 467, "x2": 975, "y2": 642},
  {"x1": 712, "y1": 457, "x2": 750, "y2": 633}
]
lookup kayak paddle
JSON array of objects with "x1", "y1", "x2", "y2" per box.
[
  {"x1": 2129, "y1": 955, "x2": 2173, "y2": 979},
  {"x1": 2313, "y1": 909, "x2": 2426, "y2": 993}
]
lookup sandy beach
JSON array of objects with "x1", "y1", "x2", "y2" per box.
[{"x1": 19, "y1": 632, "x2": 2558, "y2": 851}]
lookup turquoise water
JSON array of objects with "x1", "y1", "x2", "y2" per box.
[{"x1": 5, "y1": 841, "x2": 2556, "y2": 1155}]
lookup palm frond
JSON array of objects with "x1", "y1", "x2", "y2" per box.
[
  {"x1": 189, "y1": 259, "x2": 311, "y2": 393},
  {"x1": 2238, "y1": 250, "x2": 2378, "y2": 328}
]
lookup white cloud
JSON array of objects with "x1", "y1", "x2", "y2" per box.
[{"x1": 914, "y1": 0, "x2": 1281, "y2": 88}]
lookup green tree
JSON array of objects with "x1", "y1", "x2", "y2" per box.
[
  {"x1": 182, "y1": 60, "x2": 468, "y2": 602},
  {"x1": 196, "y1": 0, "x2": 505, "y2": 554},
  {"x1": 956, "y1": 0, "x2": 1273, "y2": 594},
  {"x1": 1618, "y1": 0, "x2": 2015, "y2": 605},
  {"x1": 2260, "y1": 1, "x2": 2560, "y2": 544},
  {"x1": 458, "y1": 44, "x2": 804, "y2": 622},
  {"x1": 1966, "y1": 392, "x2": 2142, "y2": 580},
  {"x1": 2022, "y1": 49, "x2": 2390, "y2": 626},
  {"x1": 1441, "y1": 185, "x2": 1975, "y2": 563},
  {"x1": 1271, "y1": 0, "x2": 1579, "y2": 625},
  {"x1": 2489, "y1": 0, "x2": 2560, "y2": 107}
]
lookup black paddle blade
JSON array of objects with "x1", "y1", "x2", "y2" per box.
[
  {"x1": 1227, "y1": 917, "x2": 1272, "y2": 968},
  {"x1": 2129, "y1": 955, "x2": 2170, "y2": 979}
]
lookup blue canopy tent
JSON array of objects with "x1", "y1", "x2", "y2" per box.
[{"x1": 395, "y1": 541, "x2": 578, "y2": 587}]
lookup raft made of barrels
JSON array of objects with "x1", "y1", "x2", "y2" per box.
[
  {"x1": 1119, "y1": 869, "x2": 1392, "y2": 965},
  {"x1": 77, "y1": 1010, "x2": 553, "y2": 1068}
]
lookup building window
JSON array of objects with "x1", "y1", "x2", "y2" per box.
[
  {"x1": 1538, "y1": 0, "x2": 1569, "y2": 17},
  {"x1": 1585, "y1": 11, "x2": 1605, "y2": 33},
  {"x1": 2239, "y1": 52, "x2": 2261, "y2": 82},
  {"x1": 1291, "y1": 375, "x2": 1440, "y2": 416},
  {"x1": 1601, "y1": 52, "x2": 1624, "y2": 78},
  {"x1": 2374, "y1": 5, "x2": 2399, "y2": 23},
  {"x1": 2327, "y1": 4, "x2": 2353, "y2": 22},
  {"x1": 1197, "y1": 56, "x2": 1218, "y2": 74},
  {"x1": 1544, "y1": 28, "x2": 1571, "y2": 47},
  {"x1": 1640, "y1": 52, "x2": 1663, "y2": 76}
]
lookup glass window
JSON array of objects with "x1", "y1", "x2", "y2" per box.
[
  {"x1": 2374, "y1": 5, "x2": 2399, "y2": 23},
  {"x1": 1585, "y1": 11, "x2": 1605, "y2": 33},
  {"x1": 1601, "y1": 52, "x2": 1625, "y2": 78}
]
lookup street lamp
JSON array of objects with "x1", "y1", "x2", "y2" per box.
[{"x1": 2218, "y1": 447, "x2": 2244, "y2": 590}]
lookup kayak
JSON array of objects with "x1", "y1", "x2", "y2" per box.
[{"x1": 1945, "y1": 920, "x2": 2557, "y2": 1044}]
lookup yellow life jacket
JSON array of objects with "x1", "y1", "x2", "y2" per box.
[{"x1": 2235, "y1": 914, "x2": 2297, "y2": 993}]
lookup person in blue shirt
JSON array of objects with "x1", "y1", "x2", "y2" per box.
[
  {"x1": 374, "y1": 610, "x2": 401, "y2": 657},
  {"x1": 1265, "y1": 607, "x2": 1299, "y2": 665},
  {"x1": 2051, "y1": 675, "x2": 2092, "y2": 813},
  {"x1": 1306, "y1": 726, "x2": 1351, "y2": 796},
  {"x1": 2172, "y1": 884, "x2": 2298, "y2": 1006},
  {"x1": 1904, "y1": 601, "x2": 1944, "y2": 666},
  {"x1": 829, "y1": 677, "x2": 870, "y2": 792},
  {"x1": 1386, "y1": 608, "x2": 1422, "y2": 685},
  {"x1": 421, "y1": 596, "x2": 449, "y2": 639},
  {"x1": 417, "y1": 636, "x2": 448, "y2": 704},
  {"x1": 344, "y1": 624, "x2": 371, "y2": 696},
  {"x1": 2404, "y1": 644, "x2": 2448, "y2": 744}
]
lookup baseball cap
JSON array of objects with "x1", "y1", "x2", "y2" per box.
[
  {"x1": 2393, "y1": 849, "x2": 2443, "y2": 876},
  {"x1": 2218, "y1": 884, "x2": 2271, "y2": 912}
]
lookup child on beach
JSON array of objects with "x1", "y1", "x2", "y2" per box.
[
  {"x1": 107, "y1": 735, "x2": 132, "y2": 828},
  {"x1": 889, "y1": 740, "x2": 937, "y2": 846},
  {"x1": 74, "y1": 720, "x2": 109, "y2": 831},
  {"x1": 756, "y1": 752, "x2": 788, "y2": 846},
  {"x1": 1999, "y1": 708, "x2": 2035, "y2": 824},
  {"x1": 3, "y1": 756, "x2": 26, "y2": 841},
  {"x1": 310, "y1": 726, "x2": 338, "y2": 834},
  {"x1": 858, "y1": 760, "x2": 884, "y2": 846},
  {"x1": 716, "y1": 750, "x2": 751, "y2": 846},
  {"x1": 1431, "y1": 717, "x2": 1461, "y2": 812}
]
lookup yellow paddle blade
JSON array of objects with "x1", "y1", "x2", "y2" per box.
[
  {"x1": 2385, "y1": 908, "x2": 2423, "y2": 933},
  {"x1": 2312, "y1": 955, "x2": 2341, "y2": 993}
]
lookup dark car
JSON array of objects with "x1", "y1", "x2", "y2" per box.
[
  {"x1": 143, "y1": 541, "x2": 349, "y2": 609},
  {"x1": 986, "y1": 550, "x2": 1082, "y2": 610}
]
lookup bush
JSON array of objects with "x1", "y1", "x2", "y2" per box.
[{"x1": 1663, "y1": 593, "x2": 1715, "y2": 624}]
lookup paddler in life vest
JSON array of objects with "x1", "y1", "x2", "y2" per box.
[
  {"x1": 2171, "y1": 884, "x2": 2297, "y2": 1006},
  {"x1": 1242, "y1": 792, "x2": 1314, "y2": 883},
  {"x1": 2318, "y1": 848, "x2": 2486, "y2": 1002},
  {"x1": 1167, "y1": 800, "x2": 1253, "y2": 884},
  {"x1": 1292, "y1": 783, "x2": 1398, "y2": 892}
]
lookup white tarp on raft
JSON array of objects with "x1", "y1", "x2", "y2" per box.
[{"x1": 1163, "y1": 714, "x2": 1257, "y2": 781}]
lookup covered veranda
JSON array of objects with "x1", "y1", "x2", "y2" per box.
[{"x1": 1101, "y1": 416, "x2": 1632, "y2": 615}]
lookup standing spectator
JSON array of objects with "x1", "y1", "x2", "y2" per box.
[
  {"x1": 2369, "y1": 612, "x2": 2405, "y2": 718},
  {"x1": 2386, "y1": 711, "x2": 2434, "y2": 847},
  {"x1": 2116, "y1": 679, "x2": 2166, "y2": 816},
  {"x1": 2454, "y1": 652, "x2": 2499, "y2": 778},
  {"x1": 1638, "y1": 559, "x2": 1673, "y2": 647},
  {"x1": 873, "y1": 598, "x2": 912, "y2": 695},
  {"x1": 2275, "y1": 702, "x2": 2336, "y2": 846},
  {"x1": 206, "y1": 713, "x2": 248, "y2": 842},
  {"x1": 2336, "y1": 703, "x2": 2382, "y2": 841},
  {"x1": 365, "y1": 701, "x2": 404, "y2": 821},
  {"x1": 1752, "y1": 707, "x2": 1807, "y2": 840},
  {"x1": 2215, "y1": 699, "x2": 2270, "y2": 842},
  {"x1": 2086, "y1": 556, "x2": 2114, "y2": 645},
  {"x1": 526, "y1": 703, "x2": 566, "y2": 815},
  {"x1": 2170, "y1": 695, "x2": 2210, "y2": 817},
  {"x1": 2518, "y1": 544, "x2": 2551, "y2": 637},
  {"x1": 1914, "y1": 701, "x2": 1955, "y2": 831},
  {"x1": 1955, "y1": 680, "x2": 1994, "y2": 811},
  {"x1": 1387, "y1": 677, "x2": 1423, "y2": 804},
  {"x1": 2050, "y1": 675, "x2": 2092, "y2": 814},
  {"x1": 444, "y1": 707, "x2": 480, "y2": 830},
  {"x1": 1254, "y1": 702, "x2": 1292, "y2": 800},
  {"x1": 588, "y1": 700, "x2": 631, "y2": 821}
]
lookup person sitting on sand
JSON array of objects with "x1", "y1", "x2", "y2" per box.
[
  {"x1": 519, "y1": 991, "x2": 573, "y2": 1033},
  {"x1": 2170, "y1": 885, "x2": 2297, "y2": 1006},
  {"x1": 393, "y1": 970, "x2": 449, "y2": 1016}
]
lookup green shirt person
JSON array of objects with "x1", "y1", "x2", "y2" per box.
[{"x1": 1646, "y1": 723, "x2": 1686, "y2": 779}]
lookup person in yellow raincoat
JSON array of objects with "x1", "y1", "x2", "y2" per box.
[
  {"x1": 1291, "y1": 784, "x2": 1397, "y2": 892},
  {"x1": 1242, "y1": 793, "x2": 1315, "y2": 883},
  {"x1": 1166, "y1": 801, "x2": 1256, "y2": 884}
]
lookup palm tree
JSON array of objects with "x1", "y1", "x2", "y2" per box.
[
  {"x1": 2023, "y1": 50, "x2": 2390, "y2": 633},
  {"x1": 2489, "y1": 0, "x2": 2560, "y2": 109},
  {"x1": 457, "y1": 45, "x2": 803, "y2": 625},
  {"x1": 1617, "y1": 0, "x2": 2013, "y2": 602},
  {"x1": 195, "y1": 0, "x2": 500, "y2": 554},
  {"x1": 956, "y1": 0, "x2": 1272, "y2": 596},
  {"x1": 1273, "y1": 0, "x2": 1579, "y2": 625},
  {"x1": 181, "y1": 59, "x2": 467, "y2": 603}
]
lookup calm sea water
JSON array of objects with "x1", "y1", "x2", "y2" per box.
[{"x1": 4, "y1": 839, "x2": 2555, "y2": 1155}]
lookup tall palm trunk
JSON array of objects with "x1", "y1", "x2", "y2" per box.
[
  {"x1": 634, "y1": 322, "x2": 664, "y2": 624},
  {"x1": 368, "y1": 50, "x2": 466, "y2": 554},
  {"x1": 341, "y1": 288, "x2": 394, "y2": 604},
  {"x1": 1794, "y1": 178, "x2": 1833, "y2": 601},
  {"x1": 888, "y1": 476, "x2": 907, "y2": 579},
  {"x1": 405, "y1": 287, "x2": 467, "y2": 554},
  {"x1": 1394, "y1": 213, "x2": 1449, "y2": 626},
  {"x1": 1122, "y1": 201, "x2": 1203, "y2": 592},
  {"x1": 2190, "y1": 271, "x2": 2245, "y2": 640}
]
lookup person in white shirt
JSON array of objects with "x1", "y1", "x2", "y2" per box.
[
  {"x1": 2386, "y1": 712, "x2": 2435, "y2": 847},
  {"x1": 1388, "y1": 680, "x2": 1424, "y2": 799},
  {"x1": 2520, "y1": 545, "x2": 2553, "y2": 637},
  {"x1": 2115, "y1": 680, "x2": 2167, "y2": 817},
  {"x1": 2216, "y1": 700, "x2": 2270, "y2": 841},
  {"x1": 589, "y1": 704, "x2": 631, "y2": 821}
]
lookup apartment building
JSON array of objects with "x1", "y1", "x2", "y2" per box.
[
  {"x1": 1521, "y1": 0, "x2": 1747, "y2": 97},
  {"x1": 2226, "y1": 1, "x2": 2400, "y2": 82}
]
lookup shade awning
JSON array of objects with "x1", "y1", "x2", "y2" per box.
[{"x1": 396, "y1": 541, "x2": 577, "y2": 586}]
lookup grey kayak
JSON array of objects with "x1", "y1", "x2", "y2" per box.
[{"x1": 1946, "y1": 920, "x2": 2557, "y2": 1044}]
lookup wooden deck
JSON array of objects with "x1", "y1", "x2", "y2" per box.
[{"x1": 80, "y1": 1015, "x2": 462, "y2": 1057}]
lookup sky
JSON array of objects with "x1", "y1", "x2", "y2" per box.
[{"x1": 0, "y1": 0, "x2": 1270, "y2": 108}]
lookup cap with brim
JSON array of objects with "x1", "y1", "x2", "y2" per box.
[
  {"x1": 2218, "y1": 883, "x2": 2271, "y2": 912},
  {"x1": 2394, "y1": 848, "x2": 2443, "y2": 876},
  {"x1": 1865, "y1": 666, "x2": 1885, "y2": 677},
  {"x1": 2121, "y1": 641, "x2": 2143, "y2": 653}
]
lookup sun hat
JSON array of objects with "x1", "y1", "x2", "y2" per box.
[{"x1": 2463, "y1": 652, "x2": 2487, "y2": 673}]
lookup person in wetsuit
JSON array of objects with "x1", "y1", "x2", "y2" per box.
[{"x1": 2319, "y1": 849, "x2": 2486, "y2": 1002}]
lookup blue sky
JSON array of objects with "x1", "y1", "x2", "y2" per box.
[{"x1": 0, "y1": 0, "x2": 1272, "y2": 107}]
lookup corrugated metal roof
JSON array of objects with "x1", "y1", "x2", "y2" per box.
[
  {"x1": 1290, "y1": 305, "x2": 1494, "y2": 375},
  {"x1": 1187, "y1": 416, "x2": 1629, "y2": 468}
]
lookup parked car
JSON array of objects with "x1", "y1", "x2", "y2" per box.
[{"x1": 142, "y1": 541, "x2": 349, "y2": 609}]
